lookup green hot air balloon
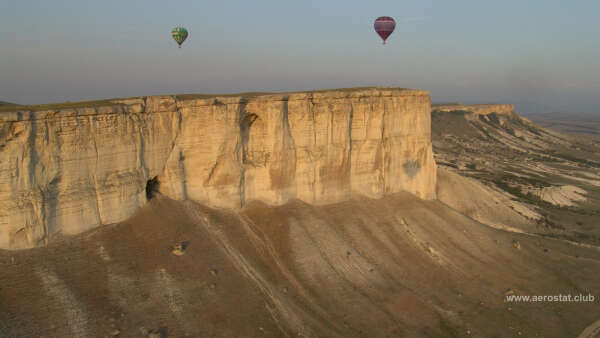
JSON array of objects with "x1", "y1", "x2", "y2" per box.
[{"x1": 171, "y1": 27, "x2": 188, "y2": 48}]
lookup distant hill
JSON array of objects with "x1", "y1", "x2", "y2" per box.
[
  {"x1": 525, "y1": 112, "x2": 600, "y2": 135},
  {"x1": 0, "y1": 101, "x2": 19, "y2": 106},
  {"x1": 432, "y1": 106, "x2": 600, "y2": 245},
  {"x1": 431, "y1": 102, "x2": 462, "y2": 106}
]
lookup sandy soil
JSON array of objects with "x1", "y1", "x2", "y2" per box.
[
  {"x1": 539, "y1": 185, "x2": 587, "y2": 206},
  {"x1": 437, "y1": 167, "x2": 540, "y2": 229}
]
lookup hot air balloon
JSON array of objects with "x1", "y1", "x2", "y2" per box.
[
  {"x1": 171, "y1": 27, "x2": 188, "y2": 48},
  {"x1": 374, "y1": 16, "x2": 395, "y2": 44}
]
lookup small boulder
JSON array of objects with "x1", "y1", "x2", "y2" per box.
[
  {"x1": 171, "y1": 241, "x2": 189, "y2": 256},
  {"x1": 512, "y1": 240, "x2": 521, "y2": 250},
  {"x1": 147, "y1": 327, "x2": 168, "y2": 338}
]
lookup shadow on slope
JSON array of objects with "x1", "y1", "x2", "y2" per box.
[{"x1": 1, "y1": 194, "x2": 599, "y2": 337}]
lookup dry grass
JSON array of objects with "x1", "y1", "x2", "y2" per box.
[{"x1": 0, "y1": 99, "x2": 126, "y2": 113}]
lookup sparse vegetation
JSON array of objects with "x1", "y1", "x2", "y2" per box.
[
  {"x1": 1, "y1": 87, "x2": 413, "y2": 112},
  {"x1": 470, "y1": 122, "x2": 494, "y2": 140},
  {"x1": 445, "y1": 110, "x2": 473, "y2": 115},
  {"x1": 175, "y1": 92, "x2": 271, "y2": 101},
  {"x1": 536, "y1": 212, "x2": 565, "y2": 229},
  {"x1": 0, "y1": 99, "x2": 125, "y2": 113},
  {"x1": 482, "y1": 113, "x2": 501, "y2": 125},
  {"x1": 537, "y1": 231, "x2": 599, "y2": 244},
  {"x1": 549, "y1": 151, "x2": 600, "y2": 168},
  {"x1": 504, "y1": 127, "x2": 516, "y2": 136},
  {"x1": 432, "y1": 102, "x2": 462, "y2": 106},
  {"x1": 513, "y1": 118, "x2": 542, "y2": 135},
  {"x1": 0, "y1": 101, "x2": 19, "y2": 107},
  {"x1": 491, "y1": 174, "x2": 557, "y2": 208},
  {"x1": 492, "y1": 178, "x2": 526, "y2": 197},
  {"x1": 176, "y1": 87, "x2": 411, "y2": 101}
]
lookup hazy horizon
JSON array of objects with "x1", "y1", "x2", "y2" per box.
[{"x1": 1, "y1": 0, "x2": 599, "y2": 114}]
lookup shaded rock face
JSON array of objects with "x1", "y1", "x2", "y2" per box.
[{"x1": 0, "y1": 88, "x2": 436, "y2": 249}]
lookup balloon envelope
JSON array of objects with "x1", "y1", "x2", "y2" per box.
[
  {"x1": 171, "y1": 27, "x2": 188, "y2": 47},
  {"x1": 374, "y1": 16, "x2": 395, "y2": 44}
]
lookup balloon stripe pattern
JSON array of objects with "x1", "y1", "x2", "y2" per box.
[
  {"x1": 171, "y1": 27, "x2": 188, "y2": 47},
  {"x1": 374, "y1": 16, "x2": 395, "y2": 44}
]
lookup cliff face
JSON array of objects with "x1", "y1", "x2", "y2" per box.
[
  {"x1": 432, "y1": 104, "x2": 515, "y2": 116},
  {"x1": 0, "y1": 88, "x2": 436, "y2": 249}
]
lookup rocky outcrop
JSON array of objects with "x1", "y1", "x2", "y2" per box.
[
  {"x1": 432, "y1": 104, "x2": 515, "y2": 116},
  {"x1": 0, "y1": 88, "x2": 436, "y2": 249}
]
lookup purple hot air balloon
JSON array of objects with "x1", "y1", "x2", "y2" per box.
[{"x1": 374, "y1": 16, "x2": 396, "y2": 44}]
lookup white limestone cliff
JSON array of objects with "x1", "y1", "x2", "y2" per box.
[{"x1": 0, "y1": 88, "x2": 436, "y2": 249}]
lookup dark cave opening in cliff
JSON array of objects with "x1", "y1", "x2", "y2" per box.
[{"x1": 146, "y1": 176, "x2": 160, "y2": 200}]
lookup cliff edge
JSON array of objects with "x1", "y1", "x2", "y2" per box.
[
  {"x1": 0, "y1": 87, "x2": 436, "y2": 249},
  {"x1": 432, "y1": 103, "x2": 515, "y2": 116}
]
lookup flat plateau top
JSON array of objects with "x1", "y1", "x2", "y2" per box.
[
  {"x1": 0, "y1": 87, "x2": 428, "y2": 116},
  {"x1": 431, "y1": 103, "x2": 514, "y2": 109}
]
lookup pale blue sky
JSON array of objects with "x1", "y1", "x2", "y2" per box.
[{"x1": 1, "y1": 0, "x2": 599, "y2": 113}]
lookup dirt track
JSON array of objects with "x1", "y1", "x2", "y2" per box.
[{"x1": 578, "y1": 319, "x2": 600, "y2": 338}]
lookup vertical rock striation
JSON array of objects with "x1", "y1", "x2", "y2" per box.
[{"x1": 0, "y1": 88, "x2": 436, "y2": 249}]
